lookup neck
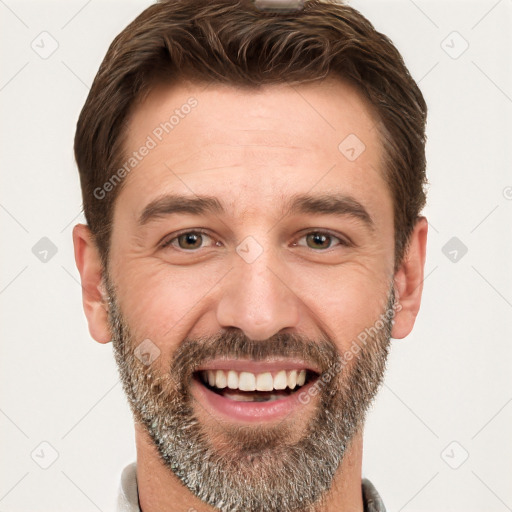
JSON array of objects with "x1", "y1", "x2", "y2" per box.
[{"x1": 135, "y1": 423, "x2": 365, "y2": 512}]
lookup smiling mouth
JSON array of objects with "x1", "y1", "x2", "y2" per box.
[{"x1": 194, "y1": 369, "x2": 319, "y2": 402}]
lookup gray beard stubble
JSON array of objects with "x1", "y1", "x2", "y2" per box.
[{"x1": 105, "y1": 276, "x2": 395, "y2": 512}]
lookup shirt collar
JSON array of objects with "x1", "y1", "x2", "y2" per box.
[
  {"x1": 362, "y1": 477, "x2": 387, "y2": 512},
  {"x1": 116, "y1": 462, "x2": 140, "y2": 512},
  {"x1": 117, "y1": 462, "x2": 386, "y2": 512}
]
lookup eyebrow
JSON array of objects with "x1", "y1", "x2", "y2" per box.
[
  {"x1": 137, "y1": 192, "x2": 374, "y2": 229},
  {"x1": 283, "y1": 192, "x2": 374, "y2": 229},
  {"x1": 138, "y1": 194, "x2": 224, "y2": 225}
]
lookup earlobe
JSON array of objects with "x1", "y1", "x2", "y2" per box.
[
  {"x1": 391, "y1": 217, "x2": 428, "y2": 339},
  {"x1": 72, "y1": 223, "x2": 112, "y2": 344}
]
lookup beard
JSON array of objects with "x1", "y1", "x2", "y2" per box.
[{"x1": 104, "y1": 274, "x2": 396, "y2": 512}]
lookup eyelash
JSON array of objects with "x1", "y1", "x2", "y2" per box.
[{"x1": 160, "y1": 229, "x2": 350, "y2": 251}]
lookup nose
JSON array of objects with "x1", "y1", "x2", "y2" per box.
[{"x1": 215, "y1": 244, "x2": 301, "y2": 341}]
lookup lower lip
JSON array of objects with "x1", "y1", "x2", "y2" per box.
[{"x1": 190, "y1": 376, "x2": 317, "y2": 423}]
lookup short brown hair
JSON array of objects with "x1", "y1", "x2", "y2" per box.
[{"x1": 74, "y1": 0, "x2": 427, "y2": 271}]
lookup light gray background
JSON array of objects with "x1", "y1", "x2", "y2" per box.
[{"x1": 1, "y1": 0, "x2": 511, "y2": 510}]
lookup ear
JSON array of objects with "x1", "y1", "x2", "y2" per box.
[
  {"x1": 391, "y1": 217, "x2": 428, "y2": 339},
  {"x1": 72, "y1": 223, "x2": 112, "y2": 344}
]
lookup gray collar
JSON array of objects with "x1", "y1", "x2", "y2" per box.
[
  {"x1": 362, "y1": 477, "x2": 387, "y2": 512},
  {"x1": 117, "y1": 462, "x2": 386, "y2": 511}
]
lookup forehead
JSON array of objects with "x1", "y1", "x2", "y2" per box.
[{"x1": 116, "y1": 76, "x2": 389, "y2": 225}]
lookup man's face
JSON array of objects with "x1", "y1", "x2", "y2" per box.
[{"x1": 105, "y1": 77, "x2": 397, "y2": 511}]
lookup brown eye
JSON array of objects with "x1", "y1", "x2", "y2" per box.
[
  {"x1": 178, "y1": 232, "x2": 203, "y2": 249},
  {"x1": 294, "y1": 231, "x2": 347, "y2": 251},
  {"x1": 306, "y1": 232, "x2": 332, "y2": 249},
  {"x1": 162, "y1": 230, "x2": 216, "y2": 251}
]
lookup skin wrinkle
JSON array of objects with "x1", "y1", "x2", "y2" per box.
[{"x1": 105, "y1": 270, "x2": 396, "y2": 512}]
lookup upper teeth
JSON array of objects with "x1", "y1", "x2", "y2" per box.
[{"x1": 202, "y1": 369, "x2": 307, "y2": 391}]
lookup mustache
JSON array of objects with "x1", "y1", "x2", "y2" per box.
[{"x1": 169, "y1": 328, "x2": 341, "y2": 380}]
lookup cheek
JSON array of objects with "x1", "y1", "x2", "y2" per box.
[
  {"x1": 111, "y1": 233, "x2": 393, "y2": 358},
  {"x1": 113, "y1": 258, "x2": 225, "y2": 343},
  {"x1": 296, "y1": 259, "x2": 392, "y2": 350}
]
